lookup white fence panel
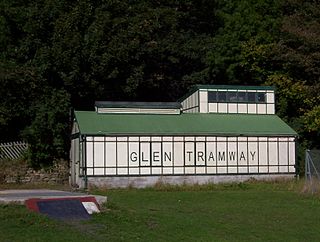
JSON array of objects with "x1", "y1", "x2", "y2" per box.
[{"x1": 0, "y1": 141, "x2": 28, "y2": 159}]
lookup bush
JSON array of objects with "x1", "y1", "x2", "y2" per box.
[{"x1": 23, "y1": 89, "x2": 71, "y2": 168}]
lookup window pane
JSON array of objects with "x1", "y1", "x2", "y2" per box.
[
  {"x1": 248, "y1": 92, "x2": 256, "y2": 102},
  {"x1": 257, "y1": 93, "x2": 266, "y2": 103},
  {"x1": 218, "y1": 92, "x2": 227, "y2": 102},
  {"x1": 208, "y1": 91, "x2": 217, "y2": 102},
  {"x1": 238, "y1": 92, "x2": 247, "y2": 102},
  {"x1": 227, "y1": 92, "x2": 237, "y2": 102}
]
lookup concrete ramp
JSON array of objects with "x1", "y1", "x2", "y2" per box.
[{"x1": 0, "y1": 189, "x2": 107, "y2": 205}]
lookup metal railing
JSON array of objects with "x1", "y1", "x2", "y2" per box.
[
  {"x1": 305, "y1": 149, "x2": 320, "y2": 194},
  {"x1": 0, "y1": 141, "x2": 28, "y2": 160}
]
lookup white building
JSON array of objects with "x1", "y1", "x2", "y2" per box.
[{"x1": 70, "y1": 85, "x2": 297, "y2": 188}]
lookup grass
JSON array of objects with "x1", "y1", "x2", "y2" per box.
[{"x1": 1, "y1": 180, "x2": 320, "y2": 241}]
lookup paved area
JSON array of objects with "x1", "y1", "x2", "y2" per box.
[{"x1": 0, "y1": 189, "x2": 107, "y2": 205}]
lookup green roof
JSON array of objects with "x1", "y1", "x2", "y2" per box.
[{"x1": 74, "y1": 111, "x2": 297, "y2": 136}]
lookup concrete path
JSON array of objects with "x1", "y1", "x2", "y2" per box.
[{"x1": 0, "y1": 189, "x2": 107, "y2": 205}]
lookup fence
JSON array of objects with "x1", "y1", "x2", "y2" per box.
[
  {"x1": 305, "y1": 149, "x2": 320, "y2": 194},
  {"x1": 0, "y1": 141, "x2": 28, "y2": 160}
]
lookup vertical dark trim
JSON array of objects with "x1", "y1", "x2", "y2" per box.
[
  {"x1": 138, "y1": 136, "x2": 141, "y2": 175},
  {"x1": 217, "y1": 99, "x2": 219, "y2": 113},
  {"x1": 287, "y1": 137, "x2": 290, "y2": 173},
  {"x1": 295, "y1": 137, "x2": 298, "y2": 177},
  {"x1": 127, "y1": 136, "x2": 130, "y2": 175},
  {"x1": 277, "y1": 137, "x2": 280, "y2": 173},
  {"x1": 226, "y1": 89, "x2": 229, "y2": 114},
  {"x1": 149, "y1": 136, "x2": 152, "y2": 175},
  {"x1": 172, "y1": 137, "x2": 175, "y2": 174},
  {"x1": 92, "y1": 137, "x2": 95, "y2": 176},
  {"x1": 257, "y1": 137, "x2": 260, "y2": 173},
  {"x1": 183, "y1": 136, "x2": 186, "y2": 175},
  {"x1": 104, "y1": 136, "x2": 106, "y2": 176},
  {"x1": 236, "y1": 89, "x2": 239, "y2": 114},
  {"x1": 246, "y1": 137, "x2": 249, "y2": 173},
  {"x1": 198, "y1": 90, "x2": 200, "y2": 112},
  {"x1": 83, "y1": 135, "x2": 88, "y2": 189},
  {"x1": 246, "y1": 91, "x2": 249, "y2": 114},
  {"x1": 205, "y1": 136, "x2": 207, "y2": 174},
  {"x1": 255, "y1": 92, "x2": 258, "y2": 114},
  {"x1": 265, "y1": 91, "x2": 267, "y2": 114},
  {"x1": 78, "y1": 136, "x2": 82, "y2": 178},
  {"x1": 160, "y1": 136, "x2": 163, "y2": 175},
  {"x1": 236, "y1": 137, "x2": 239, "y2": 174},
  {"x1": 255, "y1": 93, "x2": 258, "y2": 114},
  {"x1": 207, "y1": 91, "x2": 209, "y2": 113},
  {"x1": 194, "y1": 139, "x2": 196, "y2": 167},
  {"x1": 267, "y1": 137, "x2": 270, "y2": 173},
  {"x1": 77, "y1": 137, "x2": 81, "y2": 178},
  {"x1": 115, "y1": 137, "x2": 118, "y2": 175},
  {"x1": 226, "y1": 137, "x2": 229, "y2": 174},
  {"x1": 215, "y1": 137, "x2": 218, "y2": 173}
]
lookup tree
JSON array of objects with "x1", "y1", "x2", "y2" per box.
[
  {"x1": 275, "y1": 0, "x2": 320, "y2": 85},
  {"x1": 0, "y1": 61, "x2": 40, "y2": 141},
  {"x1": 23, "y1": 89, "x2": 71, "y2": 168},
  {"x1": 0, "y1": 0, "x2": 319, "y2": 167},
  {"x1": 205, "y1": 0, "x2": 282, "y2": 84}
]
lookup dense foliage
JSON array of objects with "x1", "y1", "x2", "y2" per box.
[{"x1": 0, "y1": 0, "x2": 319, "y2": 168}]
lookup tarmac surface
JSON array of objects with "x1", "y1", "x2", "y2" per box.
[{"x1": 0, "y1": 189, "x2": 107, "y2": 205}]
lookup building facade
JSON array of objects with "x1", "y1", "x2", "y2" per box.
[{"x1": 70, "y1": 85, "x2": 297, "y2": 188}]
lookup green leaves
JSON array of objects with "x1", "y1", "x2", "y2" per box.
[
  {"x1": 0, "y1": 0, "x2": 319, "y2": 166},
  {"x1": 22, "y1": 89, "x2": 70, "y2": 168},
  {"x1": 275, "y1": 0, "x2": 320, "y2": 84}
]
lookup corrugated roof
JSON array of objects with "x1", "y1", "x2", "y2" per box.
[{"x1": 74, "y1": 111, "x2": 297, "y2": 136}]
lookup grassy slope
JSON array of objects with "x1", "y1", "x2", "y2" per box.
[{"x1": 1, "y1": 182, "x2": 320, "y2": 241}]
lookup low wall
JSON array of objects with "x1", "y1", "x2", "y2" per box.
[
  {"x1": 84, "y1": 174, "x2": 296, "y2": 189},
  {"x1": 0, "y1": 160, "x2": 69, "y2": 184}
]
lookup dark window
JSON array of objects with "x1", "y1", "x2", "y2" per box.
[
  {"x1": 208, "y1": 91, "x2": 217, "y2": 102},
  {"x1": 227, "y1": 92, "x2": 237, "y2": 102},
  {"x1": 238, "y1": 92, "x2": 247, "y2": 102},
  {"x1": 218, "y1": 92, "x2": 227, "y2": 102},
  {"x1": 247, "y1": 92, "x2": 256, "y2": 103},
  {"x1": 257, "y1": 93, "x2": 266, "y2": 103},
  {"x1": 208, "y1": 90, "x2": 266, "y2": 103}
]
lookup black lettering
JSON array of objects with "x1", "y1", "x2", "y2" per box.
[
  {"x1": 153, "y1": 151, "x2": 160, "y2": 162},
  {"x1": 250, "y1": 151, "x2": 256, "y2": 161},
  {"x1": 198, "y1": 151, "x2": 205, "y2": 163},
  {"x1": 240, "y1": 151, "x2": 246, "y2": 161},
  {"x1": 218, "y1": 151, "x2": 225, "y2": 161},
  {"x1": 130, "y1": 152, "x2": 137, "y2": 162},
  {"x1": 141, "y1": 152, "x2": 148, "y2": 162},
  {"x1": 186, "y1": 151, "x2": 193, "y2": 162},
  {"x1": 208, "y1": 152, "x2": 215, "y2": 162},
  {"x1": 164, "y1": 152, "x2": 172, "y2": 162},
  {"x1": 229, "y1": 151, "x2": 236, "y2": 161}
]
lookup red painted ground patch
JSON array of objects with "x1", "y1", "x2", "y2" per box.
[{"x1": 25, "y1": 197, "x2": 100, "y2": 220}]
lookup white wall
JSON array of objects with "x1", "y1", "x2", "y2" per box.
[
  {"x1": 97, "y1": 107, "x2": 180, "y2": 114},
  {"x1": 181, "y1": 91, "x2": 199, "y2": 113},
  {"x1": 70, "y1": 122, "x2": 80, "y2": 186},
  {"x1": 198, "y1": 89, "x2": 275, "y2": 114},
  {"x1": 82, "y1": 135, "x2": 295, "y2": 176}
]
